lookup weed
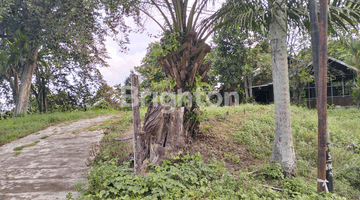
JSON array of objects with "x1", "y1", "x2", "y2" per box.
[
  {"x1": 215, "y1": 114, "x2": 228, "y2": 121},
  {"x1": 281, "y1": 177, "x2": 315, "y2": 197},
  {"x1": 260, "y1": 163, "x2": 284, "y2": 180},
  {"x1": 14, "y1": 151, "x2": 21, "y2": 155},
  {"x1": 66, "y1": 192, "x2": 74, "y2": 200},
  {"x1": 40, "y1": 135, "x2": 48, "y2": 139},
  {"x1": 224, "y1": 152, "x2": 240, "y2": 164},
  {"x1": 13, "y1": 141, "x2": 39, "y2": 151}
]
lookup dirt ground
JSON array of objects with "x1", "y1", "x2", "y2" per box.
[{"x1": 0, "y1": 115, "x2": 114, "y2": 200}]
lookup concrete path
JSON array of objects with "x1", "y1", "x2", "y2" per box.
[{"x1": 0, "y1": 115, "x2": 114, "y2": 200}]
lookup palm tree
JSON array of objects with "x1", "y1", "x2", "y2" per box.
[
  {"x1": 218, "y1": 0, "x2": 360, "y2": 176},
  {"x1": 116, "y1": 0, "x2": 231, "y2": 135},
  {"x1": 342, "y1": 37, "x2": 360, "y2": 75}
]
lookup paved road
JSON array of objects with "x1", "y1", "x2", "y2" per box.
[{"x1": 0, "y1": 115, "x2": 113, "y2": 200}]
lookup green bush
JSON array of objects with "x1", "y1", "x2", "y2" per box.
[
  {"x1": 281, "y1": 177, "x2": 315, "y2": 197},
  {"x1": 94, "y1": 100, "x2": 111, "y2": 110},
  {"x1": 260, "y1": 163, "x2": 284, "y2": 179},
  {"x1": 80, "y1": 153, "x2": 288, "y2": 200}
]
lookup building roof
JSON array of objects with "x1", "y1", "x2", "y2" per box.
[{"x1": 252, "y1": 56, "x2": 358, "y2": 89}]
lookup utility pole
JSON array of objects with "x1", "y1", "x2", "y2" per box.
[{"x1": 309, "y1": 0, "x2": 333, "y2": 193}]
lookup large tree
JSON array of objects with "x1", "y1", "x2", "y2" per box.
[
  {"x1": 219, "y1": 0, "x2": 360, "y2": 176},
  {"x1": 210, "y1": 24, "x2": 271, "y2": 101},
  {"x1": 104, "y1": 0, "x2": 231, "y2": 135},
  {"x1": 0, "y1": 0, "x2": 109, "y2": 116}
]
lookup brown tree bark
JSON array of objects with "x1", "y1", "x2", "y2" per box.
[
  {"x1": 14, "y1": 49, "x2": 39, "y2": 117},
  {"x1": 139, "y1": 103, "x2": 188, "y2": 172}
]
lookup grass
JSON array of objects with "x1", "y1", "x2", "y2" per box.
[
  {"x1": 88, "y1": 108, "x2": 148, "y2": 166},
  {"x1": 209, "y1": 104, "x2": 360, "y2": 198},
  {"x1": 13, "y1": 140, "x2": 40, "y2": 154},
  {"x1": 82, "y1": 103, "x2": 359, "y2": 199},
  {"x1": 40, "y1": 135, "x2": 49, "y2": 139},
  {"x1": 0, "y1": 109, "x2": 120, "y2": 146}
]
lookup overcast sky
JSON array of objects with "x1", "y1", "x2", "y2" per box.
[{"x1": 99, "y1": 18, "x2": 162, "y2": 87}]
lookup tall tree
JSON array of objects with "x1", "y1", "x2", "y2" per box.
[
  {"x1": 0, "y1": 0, "x2": 109, "y2": 116},
  {"x1": 210, "y1": 24, "x2": 271, "y2": 101},
  {"x1": 104, "y1": 0, "x2": 231, "y2": 135},
  {"x1": 220, "y1": 0, "x2": 360, "y2": 176}
]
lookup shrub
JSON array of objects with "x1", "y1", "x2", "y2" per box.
[
  {"x1": 260, "y1": 163, "x2": 284, "y2": 179},
  {"x1": 94, "y1": 100, "x2": 111, "y2": 110}
]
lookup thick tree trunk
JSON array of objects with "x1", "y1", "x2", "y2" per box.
[
  {"x1": 135, "y1": 102, "x2": 189, "y2": 174},
  {"x1": 14, "y1": 49, "x2": 38, "y2": 117},
  {"x1": 269, "y1": 0, "x2": 297, "y2": 176}
]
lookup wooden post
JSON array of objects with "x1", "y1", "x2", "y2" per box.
[
  {"x1": 309, "y1": 0, "x2": 332, "y2": 193},
  {"x1": 318, "y1": 0, "x2": 329, "y2": 193},
  {"x1": 131, "y1": 74, "x2": 142, "y2": 174}
]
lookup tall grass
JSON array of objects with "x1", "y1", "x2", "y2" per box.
[
  {"x1": 230, "y1": 104, "x2": 360, "y2": 198},
  {"x1": 0, "y1": 109, "x2": 120, "y2": 146}
]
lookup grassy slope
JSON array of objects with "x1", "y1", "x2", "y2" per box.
[
  {"x1": 27, "y1": 104, "x2": 357, "y2": 199},
  {"x1": 199, "y1": 104, "x2": 360, "y2": 199},
  {"x1": 0, "y1": 109, "x2": 120, "y2": 146}
]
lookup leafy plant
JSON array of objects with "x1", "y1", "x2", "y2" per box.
[
  {"x1": 94, "y1": 100, "x2": 111, "y2": 110},
  {"x1": 351, "y1": 77, "x2": 360, "y2": 108},
  {"x1": 281, "y1": 177, "x2": 314, "y2": 197},
  {"x1": 260, "y1": 163, "x2": 284, "y2": 179}
]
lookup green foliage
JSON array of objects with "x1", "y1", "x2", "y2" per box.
[
  {"x1": 94, "y1": 100, "x2": 111, "y2": 110},
  {"x1": 89, "y1": 108, "x2": 147, "y2": 166},
  {"x1": 81, "y1": 151, "x2": 346, "y2": 200},
  {"x1": 81, "y1": 153, "x2": 280, "y2": 199},
  {"x1": 260, "y1": 163, "x2": 284, "y2": 179},
  {"x1": 209, "y1": 24, "x2": 271, "y2": 91},
  {"x1": 338, "y1": 166, "x2": 360, "y2": 190},
  {"x1": 351, "y1": 77, "x2": 360, "y2": 107},
  {"x1": 40, "y1": 135, "x2": 49, "y2": 139},
  {"x1": 160, "y1": 32, "x2": 181, "y2": 57},
  {"x1": 281, "y1": 177, "x2": 315, "y2": 197},
  {"x1": 134, "y1": 42, "x2": 167, "y2": 91},
  {"x1": 13, "y1": 140, "x2": 39, "y2": 151}
]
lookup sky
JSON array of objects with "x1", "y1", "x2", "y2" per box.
[{"x1": 99, "y1": 20, "x2": 161, "y2": 87}]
